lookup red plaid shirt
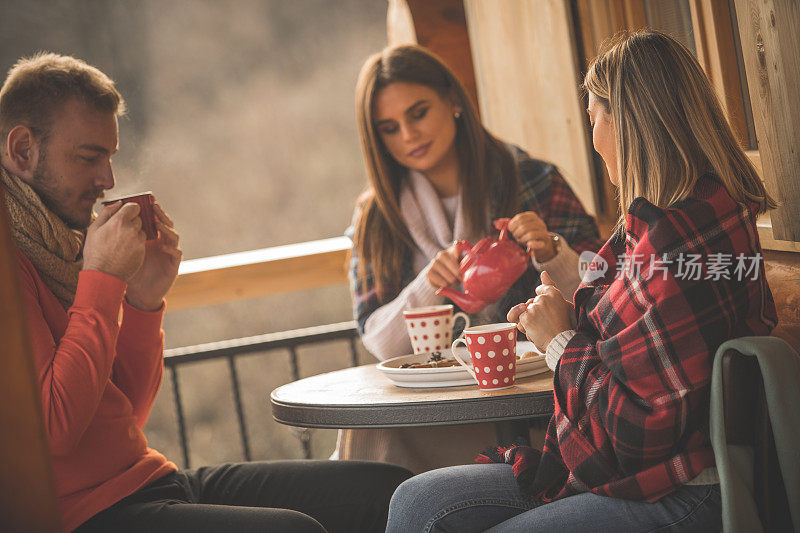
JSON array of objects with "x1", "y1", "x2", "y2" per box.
[{"x1": 480, "y1": 175, "x2": 777, "y2": 503}]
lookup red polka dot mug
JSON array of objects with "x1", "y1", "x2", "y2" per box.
[
  {"x1": 451, "y1": 323, "x2": 517, "y2": 390},
  {"x1": 403, "y1": 305, "x2": 471, "y2": 355}
]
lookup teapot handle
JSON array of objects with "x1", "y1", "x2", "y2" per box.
[
  {"x1": 455, "y1": 239, "x2": 473, "y2": 257},
  {"x1": 493, "y1": 218, "x2": 511, "y2": 241}
]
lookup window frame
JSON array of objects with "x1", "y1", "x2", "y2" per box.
[{"x1": 574, "y1": 0, "x2": 799, "y2": 251}]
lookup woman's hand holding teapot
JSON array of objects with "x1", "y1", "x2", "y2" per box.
[
  {"x1": 507, "y1": 272, "x2": 573, "y2": 352},
  {"x1": 426, "y1": 241, "x2": 462, "y2": 289},
  {"x1": 506, "y1": 211, "x2": 557, "y2": 262}
]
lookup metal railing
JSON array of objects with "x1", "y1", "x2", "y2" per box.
[{"x1": 163, "y1": 321, "x2": 361, "y2": 468}]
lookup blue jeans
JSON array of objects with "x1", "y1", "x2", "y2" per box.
[{"x1": 386, "y1": 464, "x2": 721, "y2": 532}]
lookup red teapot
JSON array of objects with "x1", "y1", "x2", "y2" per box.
[{"x1": 435, "y1": 219, "x2": 529, "y2": 314}]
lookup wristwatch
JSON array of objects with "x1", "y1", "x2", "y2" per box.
[{"x1": 549, "y1": 233, "x2": 561, "y2": 255}]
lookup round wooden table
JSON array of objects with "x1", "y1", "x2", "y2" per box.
[{"x1": 270, "y1": 364, "x2": 554, "y2": 444}]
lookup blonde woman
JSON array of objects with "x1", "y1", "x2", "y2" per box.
[
  {"x1": 386, "y1": 30, "x2": 777, "y2": 532},
  {"x1": 341, "y1": 45, "x2": 601, "y2": 473}
]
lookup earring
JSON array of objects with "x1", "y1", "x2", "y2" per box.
[{"x1": 454, "y1": 110, "x2": 462, "y2": 119}]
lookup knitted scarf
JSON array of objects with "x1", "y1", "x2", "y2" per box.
[
  {"x1": 399, "y1": 169, "x2": 475, "y2": 273},
  {"x1": 2, "y1": 166, "x2": 86, "y2": 309}
]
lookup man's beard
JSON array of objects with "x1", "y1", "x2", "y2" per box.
[{"x1": 31, "y1": 151, "x2": 99, "y2": 230}]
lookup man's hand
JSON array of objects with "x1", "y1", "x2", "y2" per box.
[
  {"x1": 83, "y1": 202, "x2": 147, "y2": 282},
  {"x1": 507, "y1": 211, "x2": 556, "y2": 262},
  {"x1": 125, "y1": 204, "x2": 182, "y2": 311},
  {"x1": 507, "y1": 271, "x2": 573, "y2": 352},
  {"x1": 426, "y1": 241, "x2": 462, "y2": 289}
]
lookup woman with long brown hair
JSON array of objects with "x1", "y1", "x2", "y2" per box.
[
  {"x1": 350, "y1": 44, "x2": 600, "y2": 358},
  {"x1": 341, "y1": 45, "x2": 601, "y2": 472},
  {"x1": 386, "y1": 30, "x2": 777, "y2": 532}
]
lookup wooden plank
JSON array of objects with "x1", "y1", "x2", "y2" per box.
[
  {"x1": 386, "y1": 0, "x2": 480, "y2": 115},
  {"x1": 758, "y1": 215, "x2": 800, "y2": 253},
  {"x1": 0, "y1": 191, "x2": 62, "y2": 530},
  {"x1": 575, "y1": 0, "x2": 627, "y2": 65},
  {"x1": 689, "y1": 1, "x2": 712, "y2": 70},
  {"x1": 623, "y1": 0, "x2": 648, "y2": 29},
  {"x1": 608, "y1": 0, "x2": 628, "y2": 32},
  {"x1": 387, "y1": 0, "x2": 417, "y2": 46},
  {"x1": 573, "y1": 0, "x2": 631, "y2": 219},
  {"x1": 574, "y1": 0, "x2": 602, "y2": 64},
  {"x1": 764, "y1": 250, "x2": 800, "y2": 353},
  {"x1": 745, "y1": 149, "x2": 762, "y2": 176},
  {"x1": 464, "y1": 0, "x2": 598, "y2": 215},
  {"x1": 689, "y1": 0, "x2": 750, "y2": 147},
  {"x1": 733, "y1": 0, "x2": 800, "y2": 242},
  {"x1": 742, "y1": 149, "x2": 798, "y2": 252},
  {"x1": 166, "y1": 238, "x2": 351, "y2": 310}
]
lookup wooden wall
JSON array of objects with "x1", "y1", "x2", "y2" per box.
[
  {"x1": 387, "y1": 0, "x2": 480, "y2": 114},
  {"x1": 733, "y1": 0, "x2": 800, "y2": 243},
  {"x1": 765, "y1": 251, "x2": 800, "y2": 354},
  {"x1": 689, "y1": 0, "x2": 751, "y2": 149},
  {"x1": 463, "y1": 0, "x2": 599, "y2": 215}
]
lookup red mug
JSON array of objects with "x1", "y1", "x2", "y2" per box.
[
  {"x1": 103, "y1": 191, "x2": 157, "y2": 241},
  {"x1": 451, "y1": 323, "x2": 518, "y2": 390},
  {"x1": 403, "y1": 305, "x2": 471, "y2": 355}
]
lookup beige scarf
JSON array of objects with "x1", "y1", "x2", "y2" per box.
[{"x1": 2, "y1": 166, "x2": 86, "y2": 309}]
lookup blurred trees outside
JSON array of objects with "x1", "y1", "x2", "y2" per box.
[{"x1": 0, "y1": 0, "x2": 387, "y2": 466}]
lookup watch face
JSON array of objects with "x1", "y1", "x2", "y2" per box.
[{"x1": 551, "y1": 234, "x2": 561, "y2": 252}]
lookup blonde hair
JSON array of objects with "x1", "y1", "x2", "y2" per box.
[
  {"x1": 353, "y1": 44, "x2": 517, "y2": 295},
  {"x1": 583, "y1": 30, "x2": 775, "y2": 231},
  {"x1": 0, "y1": 52, "x2": 126, "y2": 145}
]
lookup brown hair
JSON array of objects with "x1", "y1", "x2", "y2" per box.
[
  {"x1": 353, "y1": 44, "x2": 517, "y2": 296},
  {"x1": 0, "y1": 52, "x2": 126, "y2": 145},
  {"x1": 583, "y1": 30, "x2": 775, "y2": 232}
]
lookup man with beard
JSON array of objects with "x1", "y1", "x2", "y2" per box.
[{"x1": 1, "y1": 53, "x2": 410, "y2": 533}]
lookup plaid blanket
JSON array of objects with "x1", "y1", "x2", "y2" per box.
[
  {"x1": 478, "y1": 174, "x2": 777, "y2": 503},
  {"x1": 349, "y1": 146, "x2": 602, "y2": 332}
]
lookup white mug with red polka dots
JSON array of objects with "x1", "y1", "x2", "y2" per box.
[
  {"x1": 403, "y1": 305, "x2": 471, "y2": 355},
  {"x1": 451, "y1": 323, "x2": 517, "y2": 390}
]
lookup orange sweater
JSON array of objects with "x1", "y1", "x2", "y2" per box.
[{"x1": 16, "y1": 249, "x2": 177, "y2": 532}]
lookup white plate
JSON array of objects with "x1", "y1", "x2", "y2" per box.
[{"x1": 377, "y1": 341, "x2": 550, "y2": 388}]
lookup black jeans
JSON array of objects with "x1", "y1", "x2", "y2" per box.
[{"x1": 75, "y1": 460, "x2": 412, "y2": 533}]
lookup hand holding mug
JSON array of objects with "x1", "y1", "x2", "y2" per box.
[
  {"x1": 125, "y1": 203, "x2": 182, "y2": 312},
  {"x1": 102, "y1": 192, "x2": 158, "y2": 240},
  {"x1": 83, "y1": 201, "x2": 146, "y2": 282},
  {"x1": 507, "y1": 271, "x2": 573, "y2": 352}
]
